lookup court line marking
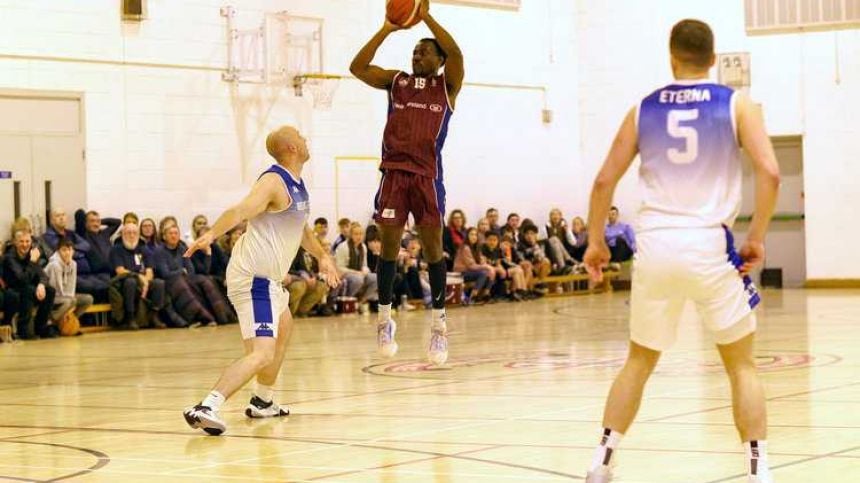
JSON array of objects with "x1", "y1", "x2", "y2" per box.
[
  {"x1": 703, "y1": 444, "x2": 860, "y2": 483},
  {"x1": 162, "y1": 363, "x2": 731, "y2": 478}
]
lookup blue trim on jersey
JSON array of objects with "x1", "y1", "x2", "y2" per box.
[
  {"x1": 723, "y1": 225, "x2": 761, "y2": 309},
  {"x1": 434, "y1": 179, "x2": 446, "y2": 223},
  {"x1": 251, "y1": 277, "x2": 274, "y2": 337},
  {"x1": 434, "y1": 107, "x2": 453, "y2": 182},
  {"x1": 260, "y1": 164, "x2": 310, "y2": 214}
]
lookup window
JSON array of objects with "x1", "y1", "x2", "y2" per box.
[{"x1": 745, "y1": 0, "x2": 860, "y2": 34}]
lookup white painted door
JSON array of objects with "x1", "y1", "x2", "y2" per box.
[{"x1": 0, "y1": 93, "x2": 85, "y2": 239}]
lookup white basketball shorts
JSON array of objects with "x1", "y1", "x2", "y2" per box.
[
  {"x1": 629, "y1": 225, "x2": 760, "y2": 351},
  {"x1": 226, "y1": 273, "x2": 290, "y2": 340}
]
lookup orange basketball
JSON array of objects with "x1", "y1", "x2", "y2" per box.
[{"x1": 386, "y1": 0, "x2": 422, "y2": 29}]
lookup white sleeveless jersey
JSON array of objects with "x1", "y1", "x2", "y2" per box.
[
  {"x1": 227, "y1": 164, "x2": 310, "y2": 285},
  {"x1": 636, "y1": 80, "x2": 742, "y2": 232}
]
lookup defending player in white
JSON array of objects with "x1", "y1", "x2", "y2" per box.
[
  {"x1": 582, "y1": 20, "x2": 781, "y2": 483},
  {"x1": 182, "y1": 126, "x2": 340, "y2": 435}
]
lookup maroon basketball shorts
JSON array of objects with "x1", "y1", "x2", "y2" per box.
[{"x1": 373, "y1": 169, "x2": 446, "y2": 228}]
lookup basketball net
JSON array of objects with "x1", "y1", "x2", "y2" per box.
[{"x1": 293, "y1": 74, "x2": 340, "y2": 110}]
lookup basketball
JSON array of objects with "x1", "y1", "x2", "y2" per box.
[{"x1": 386, "y1": 0, "x2": 422, "y2": 28}]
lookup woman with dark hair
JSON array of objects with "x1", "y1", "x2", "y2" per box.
[
  {"x1": 185, "y1": 214, "x2": 208, "y2": 243},
  {"x1": 442, "y1": 209, "x2": 467, "y2": 270},
  {"x1": 453, "y1": 227, "x2": 495, "y2": 304},
  {"x1": 138, "y1": 218, "x2": 160, "y2": 257}
]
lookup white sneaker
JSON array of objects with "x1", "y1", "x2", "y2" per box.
[
  {"x1": 427, "y1": 328, "x2": 448, "y2": 365},
  {"x1": 585, "y1": 465, "x2": 612, "y2": 483},
  {"x1": 245, "y1": 396, "x2": 290, "y2": 418},
  {"x1": 183, "y1": 404, "x2": 226, "y2": 436},
  {"x1": 377, "y1": 319, "x2": 398, "y2": 358}
]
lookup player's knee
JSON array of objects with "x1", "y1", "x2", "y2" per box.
[{"x1": 249, "y1": 347, "x2": 276, "y2": 368}]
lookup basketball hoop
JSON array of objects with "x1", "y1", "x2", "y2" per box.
[{"x1": 294, "y1": 74, "x2": 341, "y2": 110}]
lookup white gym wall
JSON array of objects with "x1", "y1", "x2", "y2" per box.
[
  {"x1": 0, "y1": 0, "x2": 580, "y2": 233},
  {"x1": 575, "y1": 0, "x2": 860, "y2": 281},
  {"x1": 1, "y1": 0, "x2": 857, "y2": 280}
]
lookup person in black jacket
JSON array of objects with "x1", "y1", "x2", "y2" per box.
[
  {"x1": 0, "y1": 265, "x2": 21, "y2": 338},
  {"x1": 2, "y1": 230, "x2": 57, "y2": 339},
  {"x1": 109, "y1": 223, "x2": 187, "y2": 330},
  {"x1": 79, "y1": 210, "x2": 121, "y2": 298}
]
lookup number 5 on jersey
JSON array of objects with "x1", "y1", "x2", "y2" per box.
[{"x1": 667, "y1": 109, "x2": 699, "y2": 164}]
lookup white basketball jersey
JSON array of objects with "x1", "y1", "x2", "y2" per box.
[
  {"x1": 636, "y1": 80, "x2": 742, "y2": 232},
  {"x1": 227, "y1": 164, "x2": 310, "y2": 284}
]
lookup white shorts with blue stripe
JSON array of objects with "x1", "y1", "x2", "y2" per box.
[
  {"x1": 227, "y1": 275, "x2": 290, "y2": 340},
  {"x1": 629, "y1": 226, "x2": 760, "y2": 351}
]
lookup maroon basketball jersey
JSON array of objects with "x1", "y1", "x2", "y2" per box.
[{"x1": 381, "y1": 72, "x2": 454, "y2": 181}]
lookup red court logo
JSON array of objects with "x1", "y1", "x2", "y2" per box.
[{"x1": 363, "y1": 350, "x2": 838, "y2": 378}]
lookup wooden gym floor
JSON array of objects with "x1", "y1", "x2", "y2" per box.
[{"x1": 0, "y1": 289, "x2": 858, "y2": 482}]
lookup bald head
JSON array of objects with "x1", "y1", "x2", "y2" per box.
[{"x1": 265, "y1": 126, "x2": 309, "y2": 164}]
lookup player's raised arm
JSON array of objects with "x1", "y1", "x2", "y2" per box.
[
  {"x1": 349, "y1": 22, "x2": 402, "y2": 89},
  {"x1": 184, "y1": 174, "x2": 283, "y2": 258},
  {"x1": 736, "y1": 94, "x2": 781, "y2": 273},
  {"x1": 419, "y1": 0, "x2": 464, "y2": 104},
  {"x1": 300, "y1": 223, "x2": 341, "y2": 288},
  {"x1": 583, "y1": 107, "x2": 640, "y2": 280}
]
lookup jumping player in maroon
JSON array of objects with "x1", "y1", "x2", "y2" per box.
[{"x1": 350, "y1": 0, "x2": 464, "y2": 365}]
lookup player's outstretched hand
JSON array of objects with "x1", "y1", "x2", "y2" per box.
[
  {"x1": 584, "y1": 242, "x2": 610, "y2": 283},
  {"x1": 184, "y1": 232, "x2": 214, "y2": 258},
  {"x1": 319, "y1": 255, "x2": 342, "y2": 289},
  {"x1": 738, "y1": 239, "x2": 765, "y2": 275}
]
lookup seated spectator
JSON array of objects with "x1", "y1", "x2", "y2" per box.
[
  {"x1": 80, "y1": 210, "x2": 122, "y2": 294},
  {"x1": 570, "y1": 216, "x2": 589, "y2": 262},
  {"x1": 111, "y1": 212, "x2": 140, "y2": 244},
  {"x1": 335, "y1": 222, "x2": 378, "y2": 310},
  {"x1": 138, "y1": 218, "x2": 160, "y2": 257},
  {"x1": 442, "y1": 209, "x2": 467, "y2": 270},
  {"x1": 501, "y1": 235, "x2": 537, "y2": 297},
  {"x1": 288, "y1": 247, "x2": 333, "y2": 317},
  {"x1": 401, "y1": 238, "x2": 431, "y2": 307},
  {"x1": 191, "y1": 226, "x2": 229, "y2": 281},
  {"x1": 517, "y1": 225, "x2": 552, "y2": 283},
  {"x1": 331, "y1": 217, "x2": 351, "y2": 254},
  {"x1": 313, "y1": 217, "x2": 329, "y2": 247},
  {"x1": 185, "y1": 214, "x2": 208, "y2": 243},
  {"x1": 154, "y1": 226, "x2": 216, "y2": 327},
  {"x1": 110, "y1": 223, "x2": 180, "y2": 329},
  {"x1": 365, "y1": 222, "x2": 380, "y2": 244},
  {"x1": 44, "y1": 208, "x2": 108, "y2": 296},
  {"x1": 123, "y1": 212, "x2": 139, "y2": 225},
  {"x1": 505, "y1": 213, "x2": 522, "y2": 244},
  {"x1": 542, "y1": 208, "x2": 577, "y2": 273},
  {"x1": 45, "y1": 238, "x2": 93, "y2": 326},
  {"x1": 482, "y1": 231, "x2": 527, "y2": 301},
  {"x1": 158, "y1": 216, "x2": 179, "y2": 241},
  {"x1": 485, "y1": 208, "x2": 502, "y2": 234},
  {"x1": 476, "y1": 217, "x2": 491, "y2": 244},
  {"x1": 2, "y1": 230, "x2": 57, "y2": 339},
  {"x1": 157, "y1": 225, "x2": 235, "y2": 325},
  {"x1": 0, "y1": 267, "x2": 20, "y2": 340},
  {"x1": 5, "y1": 217, "x2": 49, "y2": 267},
  {"x1": 217, "y1": 222, "x2": 245, "y2": 259},
  {"x1": 453, "y1": 227, "x2": 496, "y2": 304},
  {"x1": 606, "y1": 206, "x2": 636, "y2": 262}
]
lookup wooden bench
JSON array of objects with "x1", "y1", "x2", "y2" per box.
[
  {"x1": 83, "y1": 303, "x2": 113, "y2": 327},
  {"x1": 543, "y1": 271, "x2": 618, "y2": 297}
]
